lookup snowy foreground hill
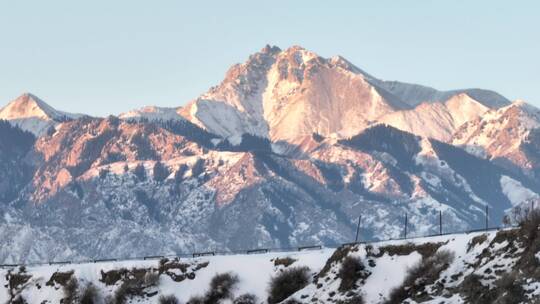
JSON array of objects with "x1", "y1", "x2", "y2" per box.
[{"x1": 3, "y1": 224, "x2": 540, "y2": 304}]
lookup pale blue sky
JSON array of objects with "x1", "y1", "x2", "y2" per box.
[{"x1": 1, "y1": 0, "x2": 538, "y2": 115}]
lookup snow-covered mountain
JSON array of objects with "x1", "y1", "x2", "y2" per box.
[
  {"x1": 377, "y1": 93, "x2": 490, "y2": 142},
  {"x1": 1, "y1": 118, "x2": 537, "y2": 263},
  {"x1": 180, "y1": 45, "x2": 509, "y2": 144},
  {"x1": 0, "y1": 45, "x2": 538, "y2": 266},
  {"x1": 119, "y1": 106, "x2": 185, "y2": 122},
  {"x1": 0, "y1": 93, "x2": 82, "y2": 135},
  {"x1": 453, "y1": 100, "x2": 540, "y2": 181}
]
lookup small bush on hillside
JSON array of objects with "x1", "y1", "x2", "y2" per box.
[
  {"x1": 459, "y1": 274, "x2": 494, "y2": 304},
  {"x1": 317, "y1": 245, "x2": 354, "y2": 281},
  {"x1": 186, "y1": 295, "x2": 205, "y2": 304},
  {"x1": 113, "y1": 281, "x2": 130, "y2": 304},
  {"x1": 467, "y1": 234, "x2": 488, "y2": 252},
  {"x1": 80, "y1": 283, "x2": 99, "y2": 304},
  {"x1": 493, "y1": 272, "x2": 526, "y2": 303},
  {"x1": 159, "y1": 294, "x2": 180, "y2": 304},
  {"x1": 46, "y1": 270, "x2": 74, "y2": 286},
  {"x1": 336, "y1": 296, "x2": 365, "y2": 304},
  {"x1": 338, "y1": 256, "x2": 368, "y2": 292},
  {"x1": 206, "y1": 272, "x2": 239, "y2": 303},
  {"x1": 386, "y1": 250, "x2": 454, "y2": 304},
  {"x1": 233, "y1": 293, "x2": 258, "y2": 304},
  {"x1": 187, "y1": 272, "x2": 239, "y2": 304},
  {"x1": 268, "y1": 266, "x2": 311, "y2": 304},
  {"x1": 63, "y1": 277, "x2": 79, "y2": 304}
]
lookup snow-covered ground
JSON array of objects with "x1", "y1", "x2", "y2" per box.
[{"x1": 3, "y1": 228, "x2": 539, "y2": 303}]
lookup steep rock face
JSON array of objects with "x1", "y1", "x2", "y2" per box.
[
  {"x1": 453, "y1": 101, "x2": 540, "y2": 181},
  {"x1": 182, "y1": 46, "x2": 409, "y2": 142},
  {"x1": 180, "y1": 45, "x2": 509, "y2": 144},
  {"x1": 27, "y1": 116, "x2": 206, "y2": 202},
  {"x1": 0, "y1": 93, "x2": 82, "y2": 136}
]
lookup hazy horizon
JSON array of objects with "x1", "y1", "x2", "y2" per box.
[{"x1": 1, "y1": 0, "x2": 538, "y2": 116}]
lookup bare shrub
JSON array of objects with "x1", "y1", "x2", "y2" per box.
[
  {"x1": 46, "y1": 270, "x2": 74, "y2": 286},
  {"x1": 206, "y1": 272, "x2": 239, "y2": 303},
  {"x1": 268, "y1": 266, "x2": 311, "y2": 304},
  {"x1": 114, "y1": 281, "x2": 130, "y2": 304},
  {"x1": 186, "y1": 295, "x2": 205, "y2": 304},
  {"x1": 336, "y1": 296, "x2": 365, "y2": 304},
  {"x1": 187, "y1": 272, "x2": 239, "y2": 304},
  {"x1": 317, "y1": 245, "x2": 354, "y2": 281},
  {"x1": 386, "y1": 250, "x2": 454, "y2": 304},
  {"x1": 233, "y1": 293, "x2": 258, "y2": 304},
  {"x1": 159, "y1": 294, "x2": 180, "y2": 304},
  {"x1": 493, "y1": 272, "x2": 526, "y2": 303},
  {"x1": 467, "y1": 234, "x2": 488, "y2": 252},
  {"x1": 63, "y1": 277, "x2": 79, "y2": 304},
  {"x1": 338, "y1": 256, "x2": 368, "y2": 292},
  {"x1": 460, "y1": 272, "x2": 526, "y2": 304},
  {"x1": 80, "y1": 283, "x2": 99, "y2": 304}
]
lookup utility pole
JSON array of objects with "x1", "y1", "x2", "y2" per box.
[
  {"x1": 354, "y1": 215, "x2": 361, "y2": 243},
  {"x1": 485, "y1": 205, "x2": 489, "y2": 231},
  {"x1": 439, "y1": 210, "x2": 442, "y2": 235},
  {"x1": 404, "y1": 213, "x2": 408, "y2": 239}
]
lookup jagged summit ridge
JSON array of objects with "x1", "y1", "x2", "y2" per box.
[{"x1": 180, "y1": 45, "x2": 511, "y2": 143}]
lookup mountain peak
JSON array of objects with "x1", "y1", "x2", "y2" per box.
[
  {"x1": 1, "y1": 92, "x2": 57, "y2": 120},
  {"x1": 0, "y1": 93, "x2": 81, "y2": 135}
]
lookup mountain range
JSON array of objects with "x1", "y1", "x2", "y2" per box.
[{"x1": 0, "y1": 45, "x2": 538, "y2": 263}]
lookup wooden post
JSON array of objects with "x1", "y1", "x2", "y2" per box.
[
  {"x1": 439, "y1": 210, "x2": 442, "y2": 235},
  {"x1": 404, "y1": 213, "x2": 408, "y2": 239},
  {"x1": 354, "y1": 215, "x2": 361, "y2": 243},
  {"x1": 485, "y1": 205, "x2": 489, "y2": 231}
]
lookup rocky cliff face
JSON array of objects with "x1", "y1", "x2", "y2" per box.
[{"x1": 180, "y1": 45, "x2": 509, "y2": 145}]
